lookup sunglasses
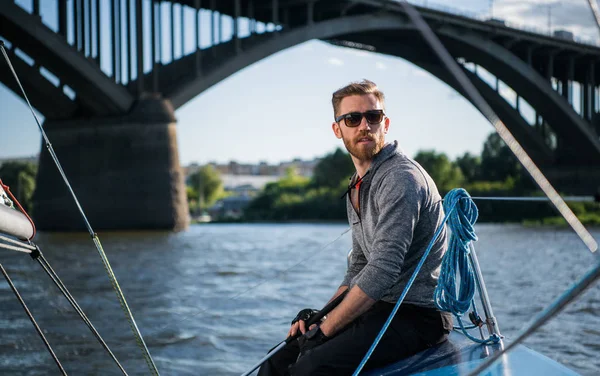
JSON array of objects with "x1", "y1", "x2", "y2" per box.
[{"x1": 335, "y1": 110, "x2": 385, "y2": 127}]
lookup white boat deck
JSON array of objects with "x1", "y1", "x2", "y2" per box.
[{"x1": 365, "y1": 331, "x2": 579, "y2": 376}]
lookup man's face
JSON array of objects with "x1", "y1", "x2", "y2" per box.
[{"x1": 332, "y1": 94, "x2": 390, "y2": 162}]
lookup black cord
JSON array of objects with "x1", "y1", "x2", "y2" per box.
[
  {"x1": 340, "y1": 171, "x2": 369, "y2": 199},
  {"x1": 0, "y1": 262, "x2": 68, "y2": 375},
  {"x1": 34, "y1": 251, "x2": 129, "y2": 376}
]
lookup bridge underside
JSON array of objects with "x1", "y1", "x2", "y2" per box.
[{"x1": 0, "y1": 3, "x2": 133, "y2": 119}]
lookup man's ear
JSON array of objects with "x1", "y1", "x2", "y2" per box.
[
  {"x1": 332, "y1": 122, "x2": 343, "y2": 139},
  {"x1": 383, "y1": 116, "x2": 390, "y2": 134}
]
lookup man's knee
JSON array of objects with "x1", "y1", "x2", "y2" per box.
[{"x1": 288, "y1": 356, "x2": 318, "y2": 376}]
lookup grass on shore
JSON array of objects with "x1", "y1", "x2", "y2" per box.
[{"x1": 523, "y1": 213, "x2": 600, "y2": 227}]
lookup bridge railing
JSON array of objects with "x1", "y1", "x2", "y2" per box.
[
  {"x1": 5, "y1": 0, "x2": 600, "y2": 103},
  {"x1": 403, "y1": 0, "x2": 600, "y2": 47},
  {"x1": 6, "y1": 0, "x2": 279, "y2": 97},
  {"x1": 10, "y1": 0, "x2": 600, "y2": 81}
]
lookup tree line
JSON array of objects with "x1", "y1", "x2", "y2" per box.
[
  {"x1": 0, "y1": 161, "x2": 37, "y2": 213},
  {"x1": 1, "y1": 131, "x2": 598, "y2": 226},
  {"x1": 239, "y1": 132, "x2": 599, "y2": 225}
]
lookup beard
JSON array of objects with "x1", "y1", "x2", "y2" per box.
[{"x1": 342, "y1": 130, "x2": 386, "y2": 162}]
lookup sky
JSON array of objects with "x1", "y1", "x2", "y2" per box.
[{"x1": 0, "y1": 0, "x2": 598, "y2": 166}]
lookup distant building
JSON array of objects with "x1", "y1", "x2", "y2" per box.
[
  {"x1": 220, "y1": 174, "x2": 279, "y2": 193},
  {"x1": 184, "y1": 157, "x2": 320, "y2": 221},
  {"x1": 278, "y1": 158, "x2": 320, "y2": 178},
  {"x1": 208, "y1": 195, "x2": 253, "y2": 220},
  {"x1": 553, "y1": 30, "x2": 574, "y2": 41},
  {"x1": 190, "y1": 157, "x2": 319, "y2": 178}
]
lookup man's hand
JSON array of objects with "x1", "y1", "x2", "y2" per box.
[
  {"x1": 288, "y1": 308, "x2": 319, "y2": 338},
  {"x1": 297, "y1": 325, "x2": 329, "y2": 358},
  {"x1": 288, "y1": 319, "x2": 306, "y2": 337},
  {"x1": 287, "y1": 287, "x2": 351, "y2": 339}
]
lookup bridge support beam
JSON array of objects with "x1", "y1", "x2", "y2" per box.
[{"x1": 33, "y1": 98, "x2": 190, "y2": 231}]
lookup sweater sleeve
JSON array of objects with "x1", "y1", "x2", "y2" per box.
[
  {"x1": 354, "y1": 168, "x2": 425, "y2": 301},
  {"x1": 341, "y1": 231, "x2": 367, "y2": 287}
]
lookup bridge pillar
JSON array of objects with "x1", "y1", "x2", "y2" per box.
[{"x1": 33, "y1": 97, "x2": 190, "y2": 231}]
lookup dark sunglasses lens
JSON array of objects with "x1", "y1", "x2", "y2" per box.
[
  {"x1": 365, "y1": 111, "x2": 383, "y2": 124},
  {"x1": 346, "y1": 113, "x2": 363, "y2": 127}
]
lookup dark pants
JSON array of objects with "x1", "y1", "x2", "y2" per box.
[{"x1": 258, "y1": 301, "x2": 452, "y2": 376}]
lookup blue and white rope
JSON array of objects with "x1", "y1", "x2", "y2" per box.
[{"x1": 435, "y1": 189, "x2": 499, "y2": 345}]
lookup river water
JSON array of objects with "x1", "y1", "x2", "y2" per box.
[{"x1": 0, "y1": 223, "x2": 598, "y2": 375}]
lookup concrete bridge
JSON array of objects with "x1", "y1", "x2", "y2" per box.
[{"x1": 1, "y1": 0, "x2": 599, "y2": 230}]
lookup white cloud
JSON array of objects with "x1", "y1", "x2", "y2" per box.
[
  {"x1": 299, "y1": 42, "x2": 315, "y2": 52},
  {"x1": 499, "y1": 85, "x2": 516, "y2": 100},
  {"x1": 411, "y1": 68, "x2": 429, "y2": 78},
  {"x1": 375, "y1": 62, "x2": 387, "y2": 70},
  {"x1": 342, "y1": 48, "x2": 373, "y2": 59},
  {"x1": 327, "y1": 57, "x2": 344, "y2": 66},
  {"x1": 494, "y1": 0, "x2": 599, "y2": 43},
  {"x1": 414, "y1": 0, "x2": 599, "y2": 44}
]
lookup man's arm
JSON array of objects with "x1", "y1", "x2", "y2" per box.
[
  {"x1": 319, "y1": 285, "x2": 375, "y2": 337},
  {"x1": 289, "y1": 220, "x2": 368, "y2": 337},
  {"x1": 327, "y1": 285, "x2": 349, "y2": 305}
]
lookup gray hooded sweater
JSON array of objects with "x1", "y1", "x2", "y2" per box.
[{"x1": 342, "y1": 141, "x2": 448, "y2": 309}]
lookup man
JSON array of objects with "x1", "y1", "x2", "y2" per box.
[{"x1": 259, "y1": 80, "x2": 452, "y2": 375}]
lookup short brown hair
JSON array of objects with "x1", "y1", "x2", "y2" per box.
[{"x1": 331, "y1": 79, "x2": 385, "y2": 118}]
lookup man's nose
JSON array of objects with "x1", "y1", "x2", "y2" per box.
[{"x1": 357, "y1": 116, "x2": 371, "y2": 130}]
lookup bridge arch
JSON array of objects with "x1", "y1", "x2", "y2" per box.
[{"x1": 168, "y1": 13, "x2": 600, "y2": 164}]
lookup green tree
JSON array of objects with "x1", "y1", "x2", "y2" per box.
[
  {"x1": 280, "y1": 167, "x2": 311, "y2": 188},
  {"x1": 455, "y1": 152, "x2": 481, "y2": 183},
  {"x1": 0, "y1": 161, "x2": 38, "y2": 213},
  {"x1": 186, "y1": 186, "x2": 199, "y2": 212},
  {"x1": 188, "y1": 165, "x2": 224, "y2": 211},
  {"x1": 243, "y1": 169, "x2": 311, "y2": 220},
  {"x1": 479, "y1": 132, "x2": 521, "y2": 182},
  {"x1": 311, "y1": 148, "x2": 355, "y2": 188},
  {"x1": 414, "y1": 150, "x2": 464, "y2": 193}
]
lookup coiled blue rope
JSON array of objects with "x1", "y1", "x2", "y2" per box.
[
  {"x1": 434, "y1": 188, "x2": 478, "y2": 315},
  {"x1": 434, "y1": 189, "x2": 499, "y2": 345}
]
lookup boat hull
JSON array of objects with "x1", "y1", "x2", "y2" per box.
[{"x1": 365, "y1": 331, "x2": 579, "y2": 376}]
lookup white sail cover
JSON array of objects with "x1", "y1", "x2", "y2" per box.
[{"x1": 0, "y1": 185, "x2": 34, "y2": 240}]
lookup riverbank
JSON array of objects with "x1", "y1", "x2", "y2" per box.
[
  {"x1": 193, "y1": 216, "x2": 600, "y2": 227},
  {"x1": 523, "y1": 214, "x2": 600, "y2": 227}
]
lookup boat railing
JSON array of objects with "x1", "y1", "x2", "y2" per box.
[{"x1": 468, "y1": 242, "x2": 502, "y2": 339}]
